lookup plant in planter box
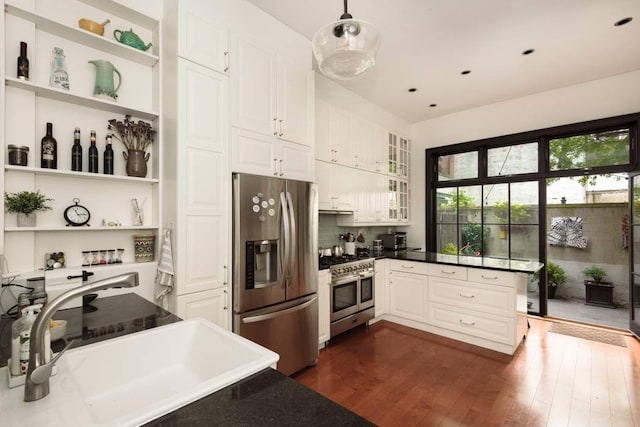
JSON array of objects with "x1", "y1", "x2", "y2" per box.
[
  {"x1": 4, "y1": 190, "x2": 53, "y2": 227},
  {"x1": 583, "y1": 265, "x2": 607, "y2": 284},
  {"x1": 535, "y1": 262, "x2": 566, "y2": 299}
]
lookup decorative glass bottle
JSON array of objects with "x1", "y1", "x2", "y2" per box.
[{"x1": 49, "y1": 47, "x2": 69, "y2": 90}]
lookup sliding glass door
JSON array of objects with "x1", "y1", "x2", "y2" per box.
[{"x1": 630, "y1": 174, "x2": 640, "y2": 337}]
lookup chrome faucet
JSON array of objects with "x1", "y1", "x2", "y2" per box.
[{"x1": 24, "y1": 272, "x2": 139, "y2": 402}]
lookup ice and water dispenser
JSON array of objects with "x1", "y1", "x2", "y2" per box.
[{"x1": 245, "y1": 240, "x2": 279, "y2": 289}]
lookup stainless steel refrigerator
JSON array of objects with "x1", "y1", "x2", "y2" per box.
[{"x1": 232, "y1": 173, "x2": 318, "y2": 375}]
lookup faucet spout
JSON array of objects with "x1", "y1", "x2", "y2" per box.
[{"x1": 24, "y1": 272, "x2": 139, "y2": 402}]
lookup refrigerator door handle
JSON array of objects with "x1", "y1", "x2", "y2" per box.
[
  {"x1": 286, "y1": 191, "x2": 296, "y2": 281},
  {"x1": 242, "y1": 296, "x2": 317, "y2": 323},
  {"x1": 280, "y1": 191, "x2": 291, "y2": 279}
]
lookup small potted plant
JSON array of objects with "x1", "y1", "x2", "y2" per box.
[
  {"x1": 582, "y1": 265, "x2": 614, "y2": 307},
  {"x1": 541, "y1": 262, "x2": 566, "y2": 299},
  {"x1": 583, "y1": 265, "x2": 607, "y2": 284},
  {"x1": 4, "y1": 190, "x2": 53, "y2": 227}
]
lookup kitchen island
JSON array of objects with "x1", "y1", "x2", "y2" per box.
[
  {"x1": 383, "y1": 250, "x2": 543, "y2": 273},
  {"x1": 0, "y1": 293, "x2": 371, "y2": 426}
]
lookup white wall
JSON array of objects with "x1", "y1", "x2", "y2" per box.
[
  {"x1": 408, "y1": 70, "x2": 640, "y2": 250},
  {"x1": 315, "y1": 74, "x2": 411, "y2": 136}
]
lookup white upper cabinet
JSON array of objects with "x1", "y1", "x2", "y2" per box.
[
  {"x1": 178, "y1": 2, "x2": 229, "y2": 74},
  {"x1": 232, "y1": 128, "x2": 313, "y2": 181},
  {"x1": 231, "y1": 36, "x2": 312, "y2": 147}
]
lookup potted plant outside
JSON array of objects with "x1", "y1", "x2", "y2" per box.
[
  {"x1": 545, "y1": 262, "x2": 566, "y2": 299},
  {"x1": 583, "y1": 265, "x2": 607, "y2": 284},
  {"x1": 4, "y1": 190, "x2": 53, "y2": 227},
  {"x1": 582, "y1": 265, "x2": 615, "y2": 308}
]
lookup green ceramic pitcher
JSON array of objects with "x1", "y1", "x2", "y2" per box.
[
  {"x1": 89, "y1": 60, "x2": 121, "y2": 101},
  {"x1": 113, "y1": 28, "x2": 152, "y2": 51}
]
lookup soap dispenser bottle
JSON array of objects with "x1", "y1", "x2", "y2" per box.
[{"x1": 11, "y1": 304, "x2": 51, "y2": 376}]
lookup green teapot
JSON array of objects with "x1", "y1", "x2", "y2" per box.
[{"x1": 113, "y1": 28, "x2": 152, "y2": 51}]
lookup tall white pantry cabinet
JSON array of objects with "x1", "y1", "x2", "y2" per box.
[
  {"x1": 162, "y1": 0, "x2": 314, "y2": 328},
  {"x1": 162, "y1": 0, "x2": 231, "y2": 329}
]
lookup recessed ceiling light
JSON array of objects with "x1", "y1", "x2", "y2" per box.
[
  {"x1": 408, "y1": 88, "x2": 417, "y2": 92},
  {"x1": 615, "y1": 17, "x2": 633, "y2": 26},
  {"x1": 461, "y1": 70, "x2": 471, "y2": 75},
  {"x1": 429, "y1": 104, "x2": 437, "y2": 108},
  {"x1": 522, "y1": 49, "x2": 535, "y2": 55}
]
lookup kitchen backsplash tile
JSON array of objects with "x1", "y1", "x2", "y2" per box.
[{"x1": 318, "y1": 215, "x2": 394, "y2": 251}]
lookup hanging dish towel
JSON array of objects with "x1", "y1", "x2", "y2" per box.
[{"x1": 155, "y1": 228, "x2": 175, "y2": 310}]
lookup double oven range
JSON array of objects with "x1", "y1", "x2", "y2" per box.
[{"x1": 323, "y1": 256, "x2": 375, "y2": 338}]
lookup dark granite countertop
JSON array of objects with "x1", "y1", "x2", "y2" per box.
[
  {"x1": 386, "y1": 251, "x2": 544, "y2": 273},
  {"x1": 0, "y1": 292, "x2": 181, "y2": 368},
  {"x1": 145, "y1": 368, "x2": 374, "y2": 427},
  {"x1": 319, "y1": 250, "x2": 543, "y2": 273}
]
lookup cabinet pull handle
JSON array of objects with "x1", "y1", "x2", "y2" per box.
[
  {"x1": 279, "y1": 159, "x2": 285, "y2": 176},
  {"x1": 223, "y1": 289, "x2": 229, "y2": 310},
  {"x1": 223, "y1": 51, "x2": 229, "y2": 72},
  {"x1": 459, "y1": 293, "x2": 475, "y2": 299},
  {"x1": 273, "y1": 158, "x2": 278, "y2": 175},
  {"x1": 441, "y1": 270, "x2": 456, "y2": 275},
  {"x1": 481, "y1": 275, "x2": 498, "y2": 280},
  {"x1": 223, "y1": 265, "x2": 229, "y2": 285},
  {"x1": 273, "y1": 118, "x2": 278, "y2": 136},
  {"x1": 334, "y1": 149, "x2": 338, "y2": 162},
  {"x1": 459, "y1": 319, "x2": 475, "y2": 326},
  {"x1": 401, "y1": 264, "x2": 414, "y2": 269},
  {"x1": 278, "y1": 119, "x2": 284, "y2": 137},
  {"x1": 355, "y1": 155, "x2": 359, "y2": 167}
]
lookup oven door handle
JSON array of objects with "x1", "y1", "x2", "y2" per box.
[
  {"x1": 242, "y1": 296, "x2": 317, "y2": 323},
  {"x1": 332, "y1": 276, "x2": 360, "y2": 286}
]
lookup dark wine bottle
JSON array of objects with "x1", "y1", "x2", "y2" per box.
[
  {"x1": 71, "y1": 127, "x2": 82, "y2": 171},
  {"x1": 17, "y1": 41, "x2": 29, "y2": 81},
  {"x1": 88, "y1": 130, "x2": 98, "y2": 173},
  {"x1": 40, "y1": 122, "x2": 57, "y2": 169},
  {"x1": 104, "y1": 134, "x2": 114, "y2": 175}
]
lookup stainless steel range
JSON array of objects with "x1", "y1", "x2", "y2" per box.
[{"x1": 329, "y1": 258, "x2": 375, "y2": 338}]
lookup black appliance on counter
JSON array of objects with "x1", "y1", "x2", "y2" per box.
[{"x1": 377, "y1": 232, "x2": 407, "y2": 251}]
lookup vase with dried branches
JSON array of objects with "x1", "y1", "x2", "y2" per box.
[{"x1": 108, "y1": 115, "x2": 156, "y2": 177}]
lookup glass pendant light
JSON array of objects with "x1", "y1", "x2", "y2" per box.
[{"x1": 312, "y1": 0, "x2": 380, "y2": 80}]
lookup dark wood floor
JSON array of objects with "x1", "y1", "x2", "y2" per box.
[{"x1": 293, "y1": 319, "x2": 640, "y2": 426}]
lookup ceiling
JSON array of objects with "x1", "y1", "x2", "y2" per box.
[{"x1": 245, "y1": 0, "x2": 640, "y2": 124}]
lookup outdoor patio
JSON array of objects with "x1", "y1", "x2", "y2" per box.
[{"x1": 528, "y1": 292, "x2": 630, "y2": 330}]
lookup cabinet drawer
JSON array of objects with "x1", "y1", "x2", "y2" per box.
[
  {"x1": 467, "y1": 268, "x2": 515, "y2": 287},
  {"x1": 428, "y1": 264, "x2": 467, "y2": 280},
  {"x1": 389, "y1": 260, "x2": 429, "y2": 275},
  {"x1": 427, "y1": 302, "x2": 514, "y2": 345},
  {"x1": 429, "y1": 277, "x2": 513, "y2": 317}
]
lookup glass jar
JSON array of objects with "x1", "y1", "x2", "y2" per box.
[
  {"x1": 82, "y1": 251, "x2": 91, "y2": 266},
  {"x1": 17, "y1": 293, "x2": 31, "y2": 316},
  {"x1": 8, "y1": 145, "x2": 29, "y2": 166},
  {"x1": 108, "y1": 249, "x2": 116, "y2": 264},
  {"x1": 26, "y1": 277, "x2": 45, "y2": 294},
  {"x1": 115, "y1": 248, "x2": 124, "y2": 263},
  {"x1": 91, "y1": 250, "x2": 100, "y2": 265},
  {"x1": 99, "y1": 250, "x2": 107, "y2": 265}
]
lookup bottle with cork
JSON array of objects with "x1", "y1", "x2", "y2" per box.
[{"x1": 88, "y1": 130, "x2": 98, "y2": 173}]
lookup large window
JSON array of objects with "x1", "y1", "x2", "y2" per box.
[{"x1": 426, "y1": 114, "x2": 639, "y2": 263}]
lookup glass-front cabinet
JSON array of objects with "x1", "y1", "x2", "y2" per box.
[{"x1": 387, "y1": 133, "x2": 410, "y2": 179}]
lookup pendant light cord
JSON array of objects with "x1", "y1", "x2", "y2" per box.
[{"x1": 340, "y1": 0, "x2": 353, "y2": 20}]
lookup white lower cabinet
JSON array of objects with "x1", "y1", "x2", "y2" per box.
[
  {"x1": 384, "y1": 260, "x2": 528, "y2": 355},
  {"x1": 374, "y1": 259, "x2": 388, "y2": 318},
  {"x1": 176, "y1": 288, "x2": 229, "y2": 329},
  {"x1": 318, "y1": 269, "x2": 331, "y2": 347},
  {"x1": 388, "y1": 270, "x2": 427, "y2": 323}
]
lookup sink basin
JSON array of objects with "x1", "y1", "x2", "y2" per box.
[{"x1": 0, "y1": 318, "x2": 279, "y2": 426}]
